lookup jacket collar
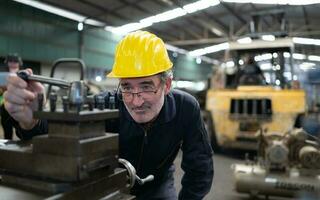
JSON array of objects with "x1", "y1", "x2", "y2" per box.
[{"x1": 122, "y1": 90, "x2": 176, "y2": 125}]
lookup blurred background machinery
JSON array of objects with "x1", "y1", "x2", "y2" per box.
[{"x1": 232, "y1": 128, "x2": 320, "y2": 199}]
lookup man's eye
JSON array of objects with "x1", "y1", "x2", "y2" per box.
[
  {"x1": 141, "y1": 85, "x2": 154, "y2": 91},
  {"x1": 121, "y1": 87, "x2": 132, "y2": 92}
]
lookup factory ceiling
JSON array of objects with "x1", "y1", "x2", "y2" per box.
[{"x1": 17, "y1": 0, "x2": 320, "y2": 60}]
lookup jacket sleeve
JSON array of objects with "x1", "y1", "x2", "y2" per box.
[
  {"x1": 12, "y1": 119, "x2": 48, "y2": 140},
  {"x1": 179, "y1": 101, "x2": 214, "y2": 200}
]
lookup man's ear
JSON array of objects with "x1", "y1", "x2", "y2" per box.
[{"x1": 164, "y1": 78, "x2": 172, "y2": 95}]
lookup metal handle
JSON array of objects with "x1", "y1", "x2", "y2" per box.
[
  {"x1": 17, "y1": 71, "x2": 71, "y2": 88},
  {"x1": 118, "y1": 158, "x2": 154, "y2": 188},
  {"x1": 135, "y1": 174, "x2": 154, "y2": 185}
]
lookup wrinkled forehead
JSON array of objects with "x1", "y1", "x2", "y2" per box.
[{"x1": 120, "y1": 75, "x2": 160, "y2": 87}]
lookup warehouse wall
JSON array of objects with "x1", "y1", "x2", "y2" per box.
[{"x1": 0, "y1": 0, "x2": 212, "y2": 81}]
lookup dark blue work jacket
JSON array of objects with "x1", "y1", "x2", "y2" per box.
[{"x1": 107, "y1": 89, "x2": 214, "y2": 199}]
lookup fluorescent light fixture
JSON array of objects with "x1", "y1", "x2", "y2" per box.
[
  {"x1": 283, "y1": 52, "x2": 291, "y2": 58},
  {"x1": 211, "y1": 27, "x2": 223, "y2": 36},
  {"x1": 189, "y1": 42, "x2": 229, "y2": 56},
  {"x1": 183, "y1": 0, "x2": 219, "y2": 13},
  {"x1": 226, "y1": 61, "x2": 235, "y2": 67},
  {"x1": 13, "y1": 0, "x2": 105, "y2": 27},
  {"x1": 284, "y1": 72, "x2": 292, "y2": 80},
  {"x1": 77, "y1": 22, "x2": 83, "y2": 31},
  {"x1": 237, "y1": 37, "x2": 252, "y2": 44},
  {"x1": 196, "y1": 57, "x2": 202, "y2": 64},
  {"x1": 293, "y1": 37, "x2": 320, "y2": 46},
  {"x1": 262, "y1": 35, "x2": 275, "y2": 41},
  {"x1": 107, "y1": 0, "x2": 221, "y2": 35},
  {"x1": 110, "y1": 21, "x2": 153, "y2": 35},
  {"x1": 84, "y1": 19, "x2": 105, "y2": 27},
  {"x1": 95, "y1": 76, "x2": 102, "y2": 82},
  {"x1": 165, "y1": 44, "x2": 217, "y2": 64},
  {"x1": 300, "y1": 62, "x2": 316, "y2": 71},
  {"x1": 165, "y1": 44, "x2": 188, "y2": 54},
  {"x1": 308, "y1": 55, "x2": 320, "y2": 62},
  {"x1": 172, "y1": 52, "x2": 178, "y2": 58},
  {"x1": 254, "y1": 53, "x2": 272, "y2": 62},
  {"x1": 272, "y1": 52, "x2": 278, "y2": 58},
  {"x1": 153, "y1": 8, "x2": 187, "y2": 23},
  {"x1": 175, "y1": 80, "x2": 206, "y2": 91},
  {"x1": 293, "y1": 53, "x2": 306, "y2": 60},
  {"x1": 260, "y1": 63, "x2": 272, "y2": 70},
  {"x1": 222, "y1": 0, "x2": 320, "y2": 5}
]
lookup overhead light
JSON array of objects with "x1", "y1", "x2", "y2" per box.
[
  {"x1": 226, "y1": 61, "x2": 235, "y2": 67},
  {"x1": 172, "y1": 52, "x2": 178, "y2": 58},
  {"x1": 260, "y1": 63, "x2": 272, "y2": 70},
  {"x1": 222, "y1": 0, "x2": 320, "y2": 5},
  {"x1": 300, "y1": 62, "x2": 316, "y2": 71},
  {"x1": 196, "y1": 57, "x2": 202, "y2": 64},
  {"x1": 189, "y1": 42, "x2": 229, "y2": 56},
  {"x1": 283, "y1": 72, "x2": 292, "y2": 80},
  {"x1": 183, "y1": 0, "x2": 219, "y2": 13},
  {"x1": 84, "y1": 19, "x2": 105, "y2": 27},
  {"x1": 165, "y1": 44, "x2": 188, "y2": 54},
  {"x1": 308, "y1": 55, "x2": 320, "y2": 62},
  {"x1": 238, "y1": 59, "x2": 244, "y2": 65},
  {"x1": 211, "y1": 27, "x2": 223, "y2": 36},
  {"x1": 283, "y1": 52, "x2": 291, "y2": 58},
  {"x1": 237, "y1": 37, "x2": 252, "y2": 44},
  {"x1": 77, "y1": 22, "x2": 83, "y2": 31},
  {"x1": 262, "y1": 35, "x2": 275, "y2": 41},
  {"x1": 12, "y1": 0, "x2": 105, "y2": 27},
  {"x1": 107, "y1": 0, "x2": 221, "y2": 35},
  {"x1": 293, "y1": 37, "x2": 320, "y2": 46},
  {"x1": 95, "y1": 76, "x2": 102, "y2": 82},
  {"x1": 293, "y1": 53, "x2": 306, "y2": 60},
  {"x1": 272, "y1": 52, "x2": 278, "y2": 58},
  {"x1": 109, "y1": 21, "x2": 152, "y2": 35},
  {"x1": 254, "y1": 53, "x2": 272, "y2": 62}
]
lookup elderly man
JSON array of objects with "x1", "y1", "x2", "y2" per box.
[{"x1": 4, "y1": 31, "x2": 214, "y2": 200}]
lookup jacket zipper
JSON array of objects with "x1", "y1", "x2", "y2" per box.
[
  {"x1": 136, "y1": 129, "x2": 148, "y2": 173},
  {"x1": 156, "y1": 140, "x2": 182, "y2": 170}
]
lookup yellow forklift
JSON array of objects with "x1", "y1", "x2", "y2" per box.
[{"x1": 203, "y1": 38, "x2": 306, "y2": 151}]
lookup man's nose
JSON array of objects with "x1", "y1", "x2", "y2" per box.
[{"x1": 131, "y1": 93, "x2": 144, "y2": 106}]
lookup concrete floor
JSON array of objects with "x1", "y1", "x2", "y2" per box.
[{"x1": 174, "y1": 151, "x2": 300, "y2": 200}]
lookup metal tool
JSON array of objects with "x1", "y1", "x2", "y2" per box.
[
  {"x1": 0, "y1": 71, "x2": 70, "y2": 88},
  {"x1": 17, "y1": 71, "x2": 71, "y2": 88}
]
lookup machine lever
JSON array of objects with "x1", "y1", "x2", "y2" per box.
[{"x1": 17, "y1": 71, "x2": 71, "y2": 88}]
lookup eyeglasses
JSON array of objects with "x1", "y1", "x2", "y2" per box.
[{"x1": 117, "y1": 83, "x2": 162, "y2": 102}]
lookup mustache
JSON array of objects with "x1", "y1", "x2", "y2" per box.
[{"x1": 131, "y1": 103, "x2": 151, "y2": 111}]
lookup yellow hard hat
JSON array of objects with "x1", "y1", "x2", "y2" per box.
[{"x1": 107, "y1": 31, "x2": 173, "y2": 78}]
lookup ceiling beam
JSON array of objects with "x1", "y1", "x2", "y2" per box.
[
  {"x1": 168, "y1": 37, "x2": 229, "y2": 46},
  {"x1": 220, "y1": 2, "x2": 246, "y2": 25},
  {"x1": 302, "y1": 6, "x2": 312, "y2": 34}
]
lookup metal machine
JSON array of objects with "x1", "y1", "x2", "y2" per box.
[
  {"x1": 0, "y1": 61, "x2": 153, "y2": 199},
  {"x1": 203, "y1": 38, "x2": 306, "y2": 151},
  {"x1": 232, "y1": 128, "x2": 320, "y2": 199}
]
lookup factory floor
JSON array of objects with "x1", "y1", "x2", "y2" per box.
[{"x1": 173, "y1": 151, "x2": 293, "y2": 200}]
